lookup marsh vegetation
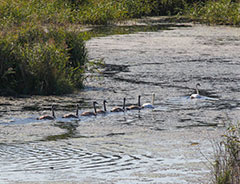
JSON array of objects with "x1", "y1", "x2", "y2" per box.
[
  {"x1": 184, "y1": 0, "x2": 240, "y2": 25},
  {"x1": 213, "y1": 123, "x2": 240, "y2": 184},
  {"x1": 0, "y1": 12, "x2": 240, "y2": 184},
  {"x1": 1, "y1": 0, "x2": 239, "y2": 95},
  {"x1": 0, "y1": 26, "x2": 88, "y2": 95}
]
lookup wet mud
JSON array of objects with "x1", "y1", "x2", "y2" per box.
[{"x1": 1, "y1": 19, "x2": 240, "y2": 183}]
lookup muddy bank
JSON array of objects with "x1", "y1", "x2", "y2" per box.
[{"x1": 1, "y1": 20, "x2": 240, "y2": 183}]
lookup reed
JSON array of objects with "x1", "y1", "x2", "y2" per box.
[
  {"x1": 213, "y1": 123, "x2": 240, "y2": 184},
  {"x1": 184, "y1": 0, "x2": 240, "y2": 25},
  {"x1": 1, "y1": 0, "x2": 239, "y2": 95},
  {"x1": 0, "y1": 0, "x2": 191, "y2": 95},
  {"x1": 1, "y1": 0, "x2": 239, "y2": 27},
  {"x1": 0, "y1": 0, "x2": 191, "y2": 27},
  {"x1": 0, "y1": 25, "x2": 88, "y2": 95}
]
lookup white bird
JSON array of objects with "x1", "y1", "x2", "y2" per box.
[
  {"x1": 37, "y1": 105, "x2": 55, "y2": 120},
  {"x1": 62, "y1": 104, "x2": 79, "y2": 118},
  {"x1": 190, "y1": 83, "x2": 201, "y2": 99},
  {"x1": 142, "y1": 93, "x2": 155, "y2": 109}
]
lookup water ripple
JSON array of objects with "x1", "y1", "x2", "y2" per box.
[{"x1": 0, "y1": 143, "x2": 158, "y2": 178}]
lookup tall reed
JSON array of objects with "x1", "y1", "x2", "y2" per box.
[
  {"x1": 0, "y1": 25, "x2": 88, "y2": 95},
  {"x1": 213, "y1": 123, "x2": 240, "y2": 184},
  {"x1": 184, "y1": 0, "x2": 240, "y2": 25}
]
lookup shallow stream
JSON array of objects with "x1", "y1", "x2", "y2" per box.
[{"x1": 0, "y1": 18, "x2": 240, "y2": 183}]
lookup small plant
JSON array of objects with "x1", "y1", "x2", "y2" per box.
[{"x1": 213, "y1": 123, "x2": 240, "y2": 184}]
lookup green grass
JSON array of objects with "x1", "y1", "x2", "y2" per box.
[
  {"x1": 0, "y1": 0, "x2": 192, "y2": 27},
  {"x1": 184, "y1": 0, "x2": 240, "y2": 25},
  {"x1": 213, "y1": 123, "x2": 240, "y2": 184},
  {"x1": 0, "y1": 0, "x2": 190, "y2": 95},
  {"x1": 0, "y1": 25, "x2": 88, "y2": 95},
  {"x1": 1, "y1": 0, "x2": 239, "y2": 95}
]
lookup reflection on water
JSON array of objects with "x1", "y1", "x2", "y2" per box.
[{"x1": 0, "y1": 142, "x2": 163, "y2": 182}]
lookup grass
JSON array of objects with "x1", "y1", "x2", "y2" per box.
[
  {"x1": 0, "y1": 25, "x2": 88, "y2": 95},
  {"x1": 0, "y1": 0, "x2": 198, "y2": 27},
  {"x1": 183, "y1": 0, "x2": 240, "y2": 25},
  {"x1": 0, "y1": 0, "x2": 240, "y2": 181},
  {"x1": 0, "y1": 0, "x2": 190, "y2": 95},
  {"x1": 213, "y1": 123, "x2": 240, "y2": 184},
  {"x1": 1, "y1": 0, "x2": 240, "y2": 95}
]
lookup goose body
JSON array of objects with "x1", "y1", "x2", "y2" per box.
[
  {"x1": 142, "y1": 93, "x2": 155, "y2": 109},
  {"x1": 62, "y1": 104, "x2": 79, "y2": 118},
  {"x1": 37, "y1": 105, "x2": 55, "y2": 120},
  {"x1": 81, "y1": 101, "x2": 98, "y2": 116},
  {"x1": 127, "y1": 95, "x2": 142, "y2": 110},
  {"x1": 190, "y1": 83, "x2": 201, "y2": 99},
  {"x1": 111, "y1": 98, "x2": 126, "y2": 112},
  {"x1": 127, "y1": 105, "x2": 141, "y2": 110},
  {"x1": 97, "y1": 100, "x2": 107, "y2": 114}
]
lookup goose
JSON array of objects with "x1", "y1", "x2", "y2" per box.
[
  {"x1": 126, "y1": 95, "x2": 142, "y2": 110},
  {"x1": 81, "y1": 101, "x2": 98, "y2": 116},
  {"x1": 97, "y1": 100, "x2": 107, "y2": 114},
  {"x1": 142, "y1": 93, "x2": 155, "y2": 109},
  {"x1": 62, "y1": 104, "x2": 79, "y2": 118},
  {"x1": 37, "y1": 105, "x2": 55, "y2": 120},
  {"x1": 110, "y1": 98, "x2": 126, "y2": 112},
  {"x1": 190, "y1": 83, "x2": 201, "y2": 99}
]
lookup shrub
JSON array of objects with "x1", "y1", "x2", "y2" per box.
[
  {"x1": 74, "y1": 0, "x2": 185, "y2": 24},
  {"x1": 184, "y1": 0, "x2": 240, "y2": 25},
  {"x1": 75, "y1": 0, "x2": 129, "y2": 24},
  {"x1": 0, "y1": 26, "x2": 88, "y2": 95},
  {"x1": 0, "y1": 0, "x2": 73, "y2": 26},
  {"x1": 213, "y1": 123, "x2": 240, "y2": 184}
]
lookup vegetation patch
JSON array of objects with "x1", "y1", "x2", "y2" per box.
[
  {"x1": 213, "y1": 123, "x2": 240, "y2": 184},
  {"x1": 0, "y1": 26, "x2": 87, "y2": 95},
  {"x1": 1, "y1": 0, "x2": 239, "y2": 95},
  {"x1": 184, "y1": 0, "x2": 240, "y2": 25}
]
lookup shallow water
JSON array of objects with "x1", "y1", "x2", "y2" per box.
[{"x1": 1, "y1": 20, "x2": 240, "y2": 183}]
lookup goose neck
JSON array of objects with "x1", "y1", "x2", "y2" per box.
[
  {"x1": 52, "y1": 107, "x2": 55, "y2": 118},
  {"x1": 104, "y1": 101, "x2": 107, "y2": 112},
  {"x1": 76, "y1": 105, "x2": 79, "y2": 116},
  {"x1": 123, "y1": 98, "x2": 126, "y2": 111},
  {"x1": 93, "y1": 102, "x2": 97, "y2": 114},
  {"x1": 138, "y1": 95, "x2": 141, "y2": 107}
]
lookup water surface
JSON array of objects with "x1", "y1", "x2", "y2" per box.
[{"x1": 1, "y1": 20, "x2": 240, "y2": 183}]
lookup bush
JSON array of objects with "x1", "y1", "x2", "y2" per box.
[
  {"x1": 71, "y1": 0, "x2": 189, "y2": 24},
  {"x1": 213, "y1": 123, "x2": 240, "y2": 184},
  {"x1": 0, "y1": 26, "x2": 88, "y2": 95},
  {"x1": 1, "y1": 0, "x2": 239, "y2": 95},
  {"x1": 0, "y1": 0, "x2": 73, "y2": 26},
  {"x1": 184, "y1": 0, "x2": 240, "y2": 25},
  {"x1": 75, "y1": 0, "x2": 129, "y2": 24}
]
